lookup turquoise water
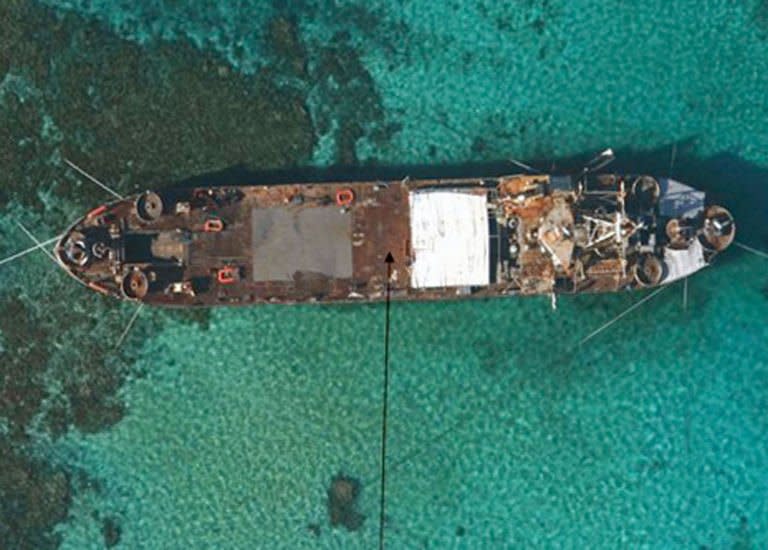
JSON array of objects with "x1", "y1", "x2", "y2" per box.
[
  {"x1": 50, "y1": 262, "x2": 768, "y2": 548},
  {"x1": 1, "y1": 0, "x2": 767, "y2": 548}
]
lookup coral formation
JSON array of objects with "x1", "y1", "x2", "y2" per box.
[
  {"x1": 0, "y1": 446, "x2": 71, "y2": 550},
  {"x1": 101, "y1": 516, "x2": 121, "y2": 548},
  {"x1": 0, "y1": 0, "x2": 320, "y2": 546},
  {"x1": 327, "y1": 473, "x2": 366, "y2": 531}
]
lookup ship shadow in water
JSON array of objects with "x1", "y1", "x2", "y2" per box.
[{"x1": 180, "y1": 143, "x2": 768, "y2": 252}]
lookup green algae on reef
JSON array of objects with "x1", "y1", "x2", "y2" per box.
[
  {"x1": 0, "y1": 296, "x2": 51, "y2": 441},
  {"x1": 0, "y1": 3, "x2": 314, "y2": 226},
  {"x1": 0, "y1": 1, "x2": 320, "y2": 547},
  {"x1": 265, "y1": 15, "x2": 309, "y2": 79},
  {"x1": 0, "y1": 445, "x2": 71, "y2": 550}
]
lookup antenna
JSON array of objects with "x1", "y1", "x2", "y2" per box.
[
  {"x1": 583, "y1": 148, "x2": 615, "y2": 174},
  {"x1": 668, "y1": 143, "x2": 677, "y2": 174},
  {"x1": 64, "y1": 158, "x2": 124, "y2": 200},
  {"x1": 508, "y1": 158, "x2": 542, "y2": 174}
]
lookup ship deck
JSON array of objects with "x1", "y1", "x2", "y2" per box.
[{"x1": 95, "y1": 181, "x2": 417, "y2": 306}]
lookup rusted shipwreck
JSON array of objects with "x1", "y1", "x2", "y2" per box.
[{"x1": 55, "y1": 162, "x2": 735, "y2": 306}]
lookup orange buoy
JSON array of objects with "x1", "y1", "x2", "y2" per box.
[
  {"x1": 204, "y1": 218, "x2": 224, "y2": 232},
  {"x1": 335, "y1": 188, "x2": 355, "y2": 207},
  {"x1": 217, "y1": 266, "x2": 238, "y2": 284}
]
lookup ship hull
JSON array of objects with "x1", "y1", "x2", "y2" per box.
[{"x1": 55, "y1": 173, "x2": 734, "y2": 307}]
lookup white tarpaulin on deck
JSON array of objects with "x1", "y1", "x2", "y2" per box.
[
  {"x1": 663, "y1": 239, "x2": 707, "y2": 283},
  {"x1": 409, "y1": 190, "x2": 489, "y2": 288}
]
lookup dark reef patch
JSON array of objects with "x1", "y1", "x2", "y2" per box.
[
  {"x1": 0, "y1": 2, "x2": 314, "y2": 226},
  {"x1": 731, "y1": 515, "x2": 752, "y2": 550},
  {"x1": 0, "y1": 297, "x2": 51, "y2": 441},
  {"x1": 473, "y1": 337, "x2": 508, "y2": 375},
  {"x1": 327, "y1": 473, "x2": 365, "y2": 531},
  {"x1": 754, "y1": 1, "x2": 768, "y2": 40},
  {"x1": 266, "y1": 16, "x2": 308, "y2": 78},
  {"x1": 0, "y1": 279, "x2": 143, "y2": 440},
  {"x1": 264, "y1": 1, "x2": 398, "y2": 164},
  {"x1": 0, "y1": 446, "x2": 71, "y2": 550},
  {"x1": 312, "y1": 32, "x2": 391, "y2": 164},
  {"x1": 0, "y1": 0, "x2": 317, "y2": 546},
  {"x1": 101, "y1": 516, "x2": 121, "y2": 548},
  {"x1": 477, "y1": 0, "x2": 562, "y2": 35}
]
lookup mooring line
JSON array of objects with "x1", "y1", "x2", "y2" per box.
[
  {"x1": 64, "y1": 158, "x2": 124, "y2": 200},
  {"x1": 15, "y1": 222, "x2": 57, "y2": 264},
  {"x1": 0, "y1": 235, "x2": 62, "y2": 267},
  {"x1": 734, "y1": 241, "x2": 768, "y2": 260},
  {"x1": 115, "y1": 303, "x2": 144, "y2": 350},
  {"x1": 579, "y1": 285, "x2": 668, "y2": 346}
]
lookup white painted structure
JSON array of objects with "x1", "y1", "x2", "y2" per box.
[
  {"x1": 409, "y1": 190, "x2": 489, "y2": 288},
  {"x1": 663, "y1": 239, "x2": 707, "y2": 283}
]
